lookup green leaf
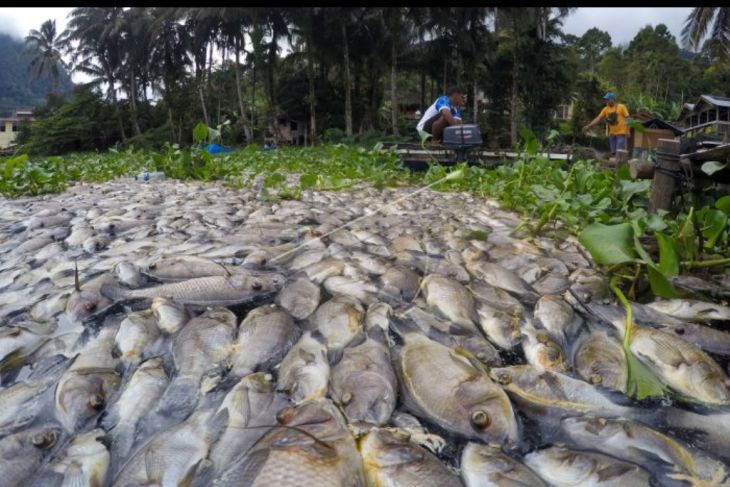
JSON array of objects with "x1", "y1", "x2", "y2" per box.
[
  {"x1": 630, "y1": 219, "x2": 653, "y2": 265},
  {"x1": 701, "y1": 160, "x2": 727, "y2": 176},
  {"x1": 445, "y1": 168, "x2": 465, "y2": 182},
  {"x1": 643, "y1": 213, "x2": 668, "y2": 232},
  {"x1": 647, "y1": 264, "x2": 679, "y2": 298},
  {"x1": 299, "y1": 173, "x2": 318, "y2": 189},
  {"x1": 617, "y1": 163, "x2": 631, "y2": 180},
  {"x1": 700, "y1": 208, "x2": 727, "y2": 248},
  {"x1": 716, "y1": 195, "x2": 730, "y2": 215},
  {"x1": 626, "y1": 351, "x2": 667, "y2": 400},
  {"x1": 193, "y1": 123, "x2": 208, "y2": 144},
  {"x1": 675, "y1": 208, "x2": 697, "y2": 261},
  {"x1": 578, "y1": 222, "x2": 638, "y2": 265},
  {"x1": 655, "y1": 232, "x2": 680, "y2": 277},
  {"x1": 619, "y1": 180, "x2": 651, "y2": 202}
]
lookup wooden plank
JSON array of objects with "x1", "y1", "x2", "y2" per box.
[
  {"x1": 681, "y1": 143, "x2": 730, "y2": 162},
  {"x1": 649, "y1": 139, "x2": 680, "y2": 212}
]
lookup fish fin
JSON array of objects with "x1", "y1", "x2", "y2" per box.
[
  {"x1": 538, "y1": 372, "x2": 570, "y2": 402},
  {"x1": 74, "y1": 260, "x2": 80, "y2": 291},
  {"x1": 60, "y1": 461, "x2": 87, "y2": 487},
  {"x1": 109, "y1": 425, "x2": 136, "y2": 469},
  {"x1": 217, "y1": 447, "x2": 271, "y2": 485},
  {"x1": 366, "y1": 325, "x2": 387, "y2": 344},
  {"x1": 30, "y1": 353, "x2": 73, "y2": 383},
  {"x1": 208, "y1": 408, "x2": 229, "y2": 438},
  {"x1": 452, "y1": 346, "x2": 491, "y2": 374},
  {"x1": 100, "y1": 405, "x2": 120, "y2": 431},
  {"x1": 327, "y1": 348, "x2": 344, "y2": 366},
  {"x1": 309, "y1": 329, "x2": 327, "y2": 344},
  {"x1": 389, "y1": 313, "x2": 422, "y2": 338},
  {"x1": 596, "y1": 463, "x2": 635, "y2": 482},
  {"x1": 156, "y1": 376, "x2": 199, "y2": 421},
  {"x1": 190, "y1": 458, "x2": 215, "y2": 487},
  {"x1": 99, "y1": 283, "x2": 129, "y2": 301}
]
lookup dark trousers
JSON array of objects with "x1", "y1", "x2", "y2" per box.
[{"x1": 422, "y1": 113, "x2": 451, "y2": 142}]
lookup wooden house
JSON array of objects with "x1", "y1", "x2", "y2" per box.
[{"x1": 677, "y1": 95, "x2": 730, "y2": 139}]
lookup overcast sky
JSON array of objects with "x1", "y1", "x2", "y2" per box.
[{"x1": 0, "y1": 7, "x2": 696, "y2": 83}]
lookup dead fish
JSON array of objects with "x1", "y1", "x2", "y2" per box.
[
  {"x1": 392, "y1": 320, "x2": 519, "y2": 445},
  {"x1": 360, "y1": 427, "x2": 463, "y2": 487},
  {"x1": 646, "y1": 299, "x2": 730, "y2": 322},
  {"x1": 275, "y1": 276, "x2": 321, "y2": 320},
  {"x1": 329, "y1": 326, "x2": 397, "y2": 430},
  {"x1": 462, "y1": 442, "x2": 547, "y2": 487},
  {"x1": 524, "y1": 444, "x2": 651, "y2": 487},
  {"x1": 230, "y1": 304, "x2": 300, "y2": 377},
  {"x1": 212, "y1": 399, "x2": 365, "y2": 487},
  {"x1": 101, "y1": 272, "x2": 285, "y2": 307},
  {"x1": 277, "y1": 331, "x2": 330, "y2": 404}
]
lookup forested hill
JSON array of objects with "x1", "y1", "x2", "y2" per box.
[{"x1": 0, "y1": 33, "x2": 73, "y2": 116}]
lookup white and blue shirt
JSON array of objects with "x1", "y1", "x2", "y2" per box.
[{"x1": 416, "y1": 95, "x2": 462, "y2": 131}]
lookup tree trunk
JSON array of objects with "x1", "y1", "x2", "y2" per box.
[
  {"x1": 207, "y1": 41, "x2": 213, "y2": 93},
  {"x1": 473, "y1": 78, "x2": 478, "y2": 124},
  {"x1": 307, "y1": 31, "x2": 317, "y2": 144},
  {"x1": 420, "y1": 71, "x2": 426, "y2": 111},
  {"x1": 234, "y1": 37, "x2": 251, "y2": 141},
  {"x1": 390, "y1": 37, "x2": 398, "y2": 136},
  {"x1": 168, "y1": 105, "x2": 175, "y2": 143},
  {"x1": 510, "y1": 23, "x2": 519, "y2": 145},
  {"x1": 354, "y1": 60, "x2": 362, "y2": 133},
  {"x1": 251, "y1": 62, "x2": 256, "y2": 133},
  {"x1": 442, "y1": 59, "x2": 448, "y2": 93},
  {"x1": 342, "y1": 19, "x2": 353, "y2": 137},
  {"x1": 199, "y1": 80, "x2": 209, "y2": 128},
  {"x1": 129, "y1": 72, "x2": 141, "y2": 137},
  {"x1": 108, "y1": 75, "x2": 126, "y2": 142}
]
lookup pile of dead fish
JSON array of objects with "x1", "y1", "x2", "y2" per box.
[{"x1": 1, "y1": 179, "x2": 730, "y2": 487}]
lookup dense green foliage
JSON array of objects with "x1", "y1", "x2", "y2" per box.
[
  {"x1": 13, "y1": 7, "x2": 729, "y2": 156},
  {"x1": 0, "y1": 33, "x2": 73, "y2": 116}
]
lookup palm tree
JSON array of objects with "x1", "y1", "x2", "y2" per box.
[
  {"x1": 24, "y1": 19, "x2": 69, "y2": 92},
  {"x1": 67, "y1": 7, "x2": 128, "y2": 141},
  {"x1": 148, "y1": 7, "x2": 192, "y2": 144},
  {"x1": 682, "y1": 7, "x2": 730, "y2": 52}
]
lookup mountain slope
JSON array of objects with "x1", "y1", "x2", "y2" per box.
[{"x1": 0, "y1": 33, "x2": 74, "y2": 116}]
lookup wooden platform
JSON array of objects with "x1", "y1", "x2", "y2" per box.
[{"x1": 381, "y1": 142, "x2": 570, "y2": 168}]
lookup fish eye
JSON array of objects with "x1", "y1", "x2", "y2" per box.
[
  {"x1": 674, "y1": 327, "x2": 685, "y2": 335},
  {"x1": 471, "y1": 410, "x2": 491, "y2": 428},
  {"x1": 496, "y1": 373, "x2": 511, "y2": 385},
  {"x1": 341, "y1": 392, "x2": 353, "y2": 405},
  {"x1": 260, "y1": 258, "x2": 267, "y2": 265},
  {"x1": 276, "y1": 406, "x2": 296, "y2": 424},
  {"x1": 84, "y1": 302, "x2": 97, "y2": 312},
  {"x1": 251, "y1": 281, "x2": 263, "y2": 291},
  {"x1": 590, "y1": 374, "x2": 603, "y2": 385},
  {"x1": 89, "y1": 393, "x2": 105, "y2": 410},
  {"x1": 31, "y1": 430, "x2": 57, "y2": 448}
]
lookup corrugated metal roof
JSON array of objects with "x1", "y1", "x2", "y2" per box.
[
  {"x1": 698, "y1": 95, "x2": 730, "y2": 108},
  {"x1": 639, "y1": 118, "x2": 684, "y2": 135}
]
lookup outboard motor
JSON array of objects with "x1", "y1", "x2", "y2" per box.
[{"x1": 442, "y1": 124, "x2": 483, "y2": 162}]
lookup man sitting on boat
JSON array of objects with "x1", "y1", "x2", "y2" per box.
[{"x1": 416, "y1": 86, "x2": 464, "y2": 144}]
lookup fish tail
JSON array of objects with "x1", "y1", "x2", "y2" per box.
[
  {"x1": 109, "y1": 424, "x2": 135, "y2": 467},
  {"x1": 100, "y1": 283, "x2": 131, "y2": 301},
  {"x1": 157, "y1": 376, "x2": 200, "y2": 420}
]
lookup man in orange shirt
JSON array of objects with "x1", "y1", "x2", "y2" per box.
[{"x1": 582, "y1": 92, "x2": 630, "y2": 156}]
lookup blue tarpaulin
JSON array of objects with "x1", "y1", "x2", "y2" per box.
[{"x1": 206, "y1": 144, "x2": 232, "y2": 154}]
